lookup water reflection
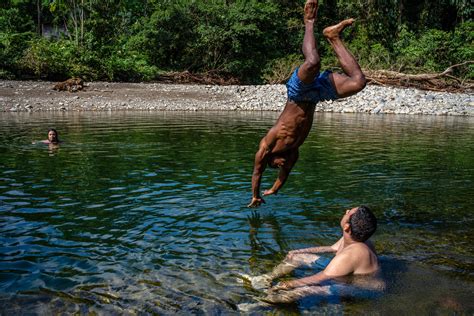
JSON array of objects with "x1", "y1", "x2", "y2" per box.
[{"x1": 0, "y1": 111, "x2": 473, "y2": 314}]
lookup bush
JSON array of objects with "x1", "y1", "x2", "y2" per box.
[
  {"x1": 393, "y1": 22, "x2": 474, "y2": 79},
  {"x1": 365, "y1": 44, "x2": 392, "y2": 70},
  {"x1": 1, "y1": 0, "x2": 472, "y2": 83},
  {"x1": 451, "y1": 21, "x2": 474, "y2": 80},
  {"x1": 0, "y1": 69, "x2": 14, "y2": 79},
  {"x1": 133, "y1": 0, "x2": 285, "y2": 83},
  {"x1": 21, "y1": 38, "x2": 75, "y2": 79},
  {"x1": 319, "y1": 23, "x2": 393, "y2": 72},
  {"x1": 0, "y1": 7, "x2": 34, "y2": 77},
  {"x1": 261, "y1": 54, "x2": 302, "y2": 84},
  {"x1": 395, "y1": 27, "x2": 451, "y2": 72},
  {"x1": 21, "y1": 38, "x2": 72, "y2": 79},
  {"x1": 20, "y1": 38, "x2": 99, "y2": 80},
  {"x1": 344, "y1": 24, "x2": 380, "y2": 69},
  {"x1": 104, "y1": 53, "x2": 159, "y2": 82}
]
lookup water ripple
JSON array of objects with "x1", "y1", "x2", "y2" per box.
[{"x1": 0, "y1": 112, "x2": 472, "y2": 313}]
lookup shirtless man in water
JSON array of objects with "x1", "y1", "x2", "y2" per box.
[
  {"x1": 248, "y1": 0, "x2": 366, "y2": 207},
  {"x1": 242, "y1": 205, "x2": 382, "y2": 303}
]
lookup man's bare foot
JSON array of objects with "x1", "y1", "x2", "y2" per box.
[
  {"x1": 304, "y1": 0, "x2": 318, "y2": 24},
  {"x1": 323, "y1": 18, "x2": 355, "y2": 39}
]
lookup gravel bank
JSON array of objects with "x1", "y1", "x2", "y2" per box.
[{"x1": 1, "y1": 80, "x2": 472, "y2": 115}]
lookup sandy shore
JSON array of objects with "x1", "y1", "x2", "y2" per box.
[{"x1": 0, "y1": 80, "x2": 472, "y2": 115}]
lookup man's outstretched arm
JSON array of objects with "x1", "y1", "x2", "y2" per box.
[
  {"x1": 285, "y1": 237, "x2": 342, "y2": 260},
  {"x1": 248, "y1": 141, "x2": 271, "y2": 207},
  {"x1": 272, "y1": 271, "x2": 331, "y2": 291}
]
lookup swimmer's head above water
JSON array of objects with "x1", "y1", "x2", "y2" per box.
[
  {"x1": 341, "y1": 205, "x2": 377, "y2": 242},
  {"x1": 47, "y1": 128, "x2": 59, "y2": 144}
]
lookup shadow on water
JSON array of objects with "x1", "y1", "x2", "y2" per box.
[{"x1": 352, "y1": 257, "x2": 474, "y2": 315}]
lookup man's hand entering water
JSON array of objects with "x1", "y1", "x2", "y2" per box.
[{"x1": 247, "y1": 197, "x2": 265, "y2": 208}]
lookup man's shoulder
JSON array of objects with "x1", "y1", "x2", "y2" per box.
[
  {"x1": 341, "y1": 241, "x2": 375, "y2": 256},
  {"x1": 325, "y1": 239, "x2": 378, "y2": 277}
]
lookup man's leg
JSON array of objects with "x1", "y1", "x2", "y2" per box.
[
  {"x1": 269, "y1": 253, "x2": 321, "y2": 278},
  {"x1": 323, "y1": 19, "x2": 366, "y2": 98},
  {"x1": 297, "y1": 0, "x2": 320, "y2": 84},
  {"x1": 263, "y1": 285, "x2": 332, "y2": 304},
  {"x1": 246, "y1": 254, "x2": 321, "y2": 290}
]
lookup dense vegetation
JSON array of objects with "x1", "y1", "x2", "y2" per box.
[{"x1": 0, "y1": 0, "x2": 472, "y2": 84}]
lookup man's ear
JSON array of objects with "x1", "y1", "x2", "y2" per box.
[{"x1": 343, "y1": 223, "x2": 351, "y2": 234}]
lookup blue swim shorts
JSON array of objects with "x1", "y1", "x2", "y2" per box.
[{"x1": 286, "y1": 67, "x2": 339, "y2": 103}]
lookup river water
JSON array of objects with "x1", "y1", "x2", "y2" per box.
[{"x1": 0, "y1": 111, "x2": 473, "y2": 314}]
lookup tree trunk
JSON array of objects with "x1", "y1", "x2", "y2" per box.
[
  {"x1": 398, "y1": 0, "x2": 404, "y2": 25},
  {"x1": 81, "y1": 0, "x2": 84, "y2": 44},
  {"x1": 37, "y1": 0, "x2": 42, "y2": 35},
  {"x1": 71, "y1": 0, "x2": 79, "y2": 45}
]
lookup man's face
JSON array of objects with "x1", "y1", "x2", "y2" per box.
[
  {"x1": 341, "y1": 207, "x2": 358, "y2": 228},
  {"x1": 48, "y1": 131, "x2": 57, "y2": 142}
]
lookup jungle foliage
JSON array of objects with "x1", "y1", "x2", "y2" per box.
[{"x1": 0, "y1": 0, "x2": 472, "y2": 83}]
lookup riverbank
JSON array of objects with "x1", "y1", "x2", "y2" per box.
[{"x1": 0, "y1": 80, "x2": 472, "y2": 115}]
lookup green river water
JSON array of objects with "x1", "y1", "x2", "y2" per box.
[{"x1": 0, "y1": 111, "x2": 473, "y2": 314}]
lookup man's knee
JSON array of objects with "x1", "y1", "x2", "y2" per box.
[
  {"x1": 352, "y1": 74, "x2": 366, "y2": 92},
  {"x1": 304, "y1": 55, "x2": 321, "y2": 73}
]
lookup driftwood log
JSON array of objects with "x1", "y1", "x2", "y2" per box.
[
  {"x1": 364, "y1": 61, "x2": 473, "y2": 92},
  {"x1": 53, "y1": 77, "x2": 84, "y2": 92}
]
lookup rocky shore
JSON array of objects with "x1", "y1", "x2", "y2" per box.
[{"x1": 0, "y1": 80, "x2": 472, "y2": 115}]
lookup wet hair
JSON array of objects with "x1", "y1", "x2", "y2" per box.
[{"x1": 349, "y1": 205, "x2": 377, "y2": 242}]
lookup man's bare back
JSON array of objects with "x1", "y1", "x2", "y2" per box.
[{"x1": 264, "y1": 101, "x2": 315, "y2": 153}]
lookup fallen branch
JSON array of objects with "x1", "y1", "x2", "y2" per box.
[{"x1": 364, "y1": 61, "x2": 473, "y2": 92}]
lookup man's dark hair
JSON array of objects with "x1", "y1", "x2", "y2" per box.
[{"x1": 349, "y1": 205, "x2": 377, "y2": 242}]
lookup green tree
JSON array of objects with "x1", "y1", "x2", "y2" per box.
[{"x1": 0, "y1": 0, "x2": 472, "y2": 82}]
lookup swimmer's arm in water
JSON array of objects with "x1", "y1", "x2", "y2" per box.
[
  {"x1": 32, "y1": 140, "x2": 47, "y2": 144},
  {"x1": 272, "y1": 271, "x2": 331, "y2": 291},
  {"x1": 263, "y1": 149, "x2": 299, "y2": 197},
  {"x1": 248, "y1": 139, "x2": 271, "y2": 208},
  {"x1": 286, "y1": 237, "x2": 342, "y2": 259}
]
